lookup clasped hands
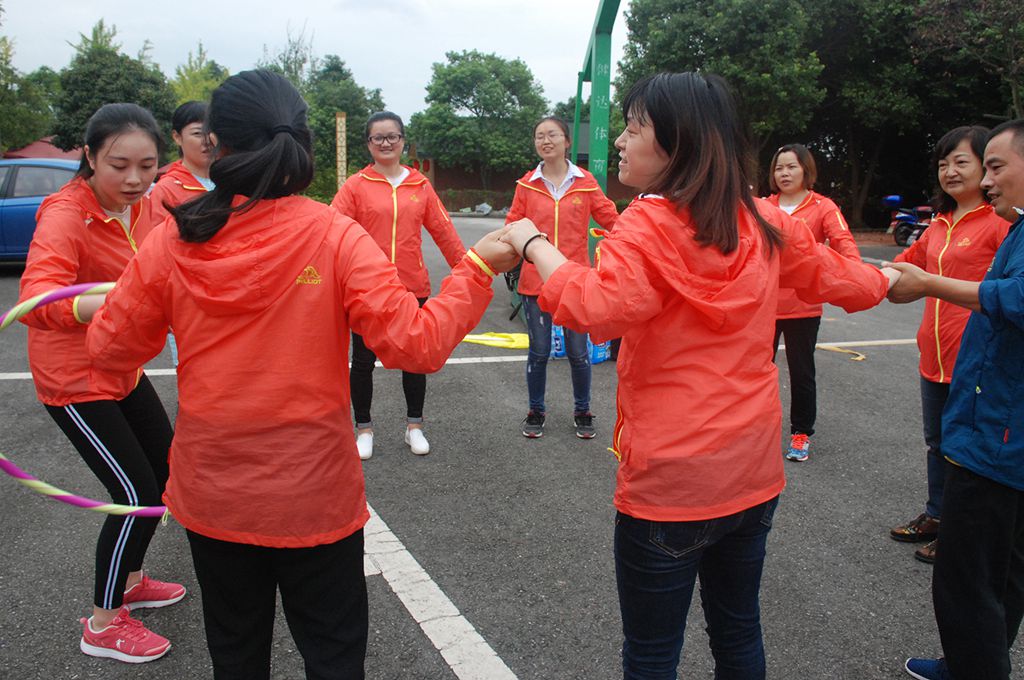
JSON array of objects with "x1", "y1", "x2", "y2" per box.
[{"x1": 470, "y1": 219, "x2": 545, "y2": 273}]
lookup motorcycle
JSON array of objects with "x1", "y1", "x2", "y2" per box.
[{"x1": 884, "y1": 194, "x2": 932, "y2": 246}]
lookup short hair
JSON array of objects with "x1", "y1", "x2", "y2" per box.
[
  {"x1": 365, "y1": 111, "x2": 404, "y2": 139},
  {"x1": 931, "y1": 126, "x2": 989, "y2": 214},
  {"x1": 768, "y1": 144, "x2": 817, "y2": 193},
  {"x1": 535, "y1": 116, "x2": 571, "y2": 139},
  {"x1": 171, "y1": 101, "x2": 207, "y2": 133},
  {"x1": 988, "y1": 118, "x2": 1024, "y2": 158},
  {"x1": 77, "y1": 103, "x2": 163, "y2": 178}
]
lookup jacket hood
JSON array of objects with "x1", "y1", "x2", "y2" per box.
[
  {"x1": 37, "y1": 176, "x2": 107, "y2": 222},
  {"x1": 616, "y1": 196, "x2": 773, "y2": 333},
  {"x1": 356, "y1": 164, "x2": 428, "y2": 186},
  {"x1": 166, "y1": 195, "x2": 333, "y2": 317}
]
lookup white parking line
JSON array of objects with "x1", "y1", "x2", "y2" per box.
[{"x1": 364, "y1": 504, "x2": 518, "y2": 680}]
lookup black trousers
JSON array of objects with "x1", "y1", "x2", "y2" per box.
[
  {"x1": 933, "y1": 464, "x2": 1024, "y2": 680},
  {"x1": 45, "y1": 375, "x2": 172, "y2": 609},
  {"x1": 349, "y1": 297, "x2": 428, "y2": 427},
  {"x1": 187, "y1": 529, "x2": 368, "y2": 680},
  {"x1": 772, "y1": 316, "x2": 821, "y2": 436}
]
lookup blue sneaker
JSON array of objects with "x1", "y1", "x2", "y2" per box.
[
  {"x1": 905, "y1": 658, "x2": 952, "y2": 680},
  {"x1": 785, "y1": 433, "x2": 810, "y2": 461}
]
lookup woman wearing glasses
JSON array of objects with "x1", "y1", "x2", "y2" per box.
[
  {"x1": 331, "y1": 111, "x2": 465, "y2": 461},
  {"x1": 507, "y1": 116, "x2": 618, "y2": 440}
]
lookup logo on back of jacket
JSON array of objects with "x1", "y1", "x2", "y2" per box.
[{"x1": 296, "y1": 266, "x2": 322, "y2": 285}]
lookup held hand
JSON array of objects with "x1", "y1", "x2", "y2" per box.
[
  {"x1": 499, "y1": 218, "x2": 542, "y2": 256},
  {"x1": 76, "y1": 293, "x2": 107, "y2": 322},
  {"x1": 472, "y1": 227, "x2": 521, "y2": 274},
  {"x1": 880, "y1": 266, "x2": 902, "y2": 292},
  {"x1": 884, "y1": 261, "x2": 931, "y2": 304}
]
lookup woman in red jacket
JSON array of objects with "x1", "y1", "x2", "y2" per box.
[
  {"x1": 505, "y1": 116, "x2": 618, "y2": 439},
  {"x1": 86, "y1": 69, "x2": 516, "y2": 680},
  {"x1": 888, "y1": 125, "x2": 1010, "y2": 563},
  {"x1": 766, "y1": 144, "x2": 862, "y2": 461},
  {"x1": 331, "y1": 112, "x2": 465, "y2": 460},
  {"x1": 502, "y1": 72, "x2": 898, "y2": 680},
  {"x1": 149, "y1": 100, "x2": 214, "y2": 225},
  {"x1": 20, "y1": 103, "x2": 181, "y2": 663}
]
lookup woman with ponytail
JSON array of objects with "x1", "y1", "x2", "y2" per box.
[{"x1": 86, "y1": 69, "x2": 518, "y2": 679}]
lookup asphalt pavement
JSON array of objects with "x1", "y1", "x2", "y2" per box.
[{"x1": 0, "y1": 220, "x2": 1018, "y2": 679}]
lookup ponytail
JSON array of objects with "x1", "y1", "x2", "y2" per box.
[{"x1": 172, "y1": 69, "x2": 314, "y2": 243}]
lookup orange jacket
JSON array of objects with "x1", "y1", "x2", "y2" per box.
[
  {"x1": 86, "y1": 196, "x2": 494, "y2": 548},
  {"x1": 505, "y1": 167, "x2": 619, "y2": 296},
  {"x1": 537, "y1": 196, "x2": 888, "y2": 522},
  {"x1": 766, "y1": 191, "x2": 861, "y2": 318},
  {"x1": 19, "y1": 176, "x2": 155, "y2": 406},
  {"x1": 331, "y1": 166, "x2": 465, "y2": 298},
  {"x1": 147, "y1": 160, "x2": 208, "y2": 226},
  {"x1": 894, "y1": 204, "x2": 1009, "y2": 383}
]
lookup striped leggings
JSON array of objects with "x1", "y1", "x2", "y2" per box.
[{"x1": 45, "y1": 376, "x2": 173, "y2": 610}]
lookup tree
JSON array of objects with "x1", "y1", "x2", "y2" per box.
[
  {"x1": 171, "y1": 42, "x2": 229, "y2": 104},
  {"x1": 916, "y1": 0, "x2": 1024, "y2": 118},
  {"x1": 51, "y1": 21, "x2": 176, "y2": 152},
  {"x1": 410, "y1": 50, "x2": 547, "y2": 188},
  {"x1": 304, "y1": 55, "x2": 385, "y2": 199},
  {"x1": 0, "y1": 36, "x2": 53, "y2": 152},
  {"x1": 616, "y1": 0, "x2": 824, "y2": 150},
  {"x1": 258, "y1": 26, "x2": 319, "y2": 94}
]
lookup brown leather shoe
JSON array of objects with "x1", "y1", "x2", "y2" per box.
[
  {"x1": 914, "y1": 539, "x2": 937, "y2": 564},
  {"x1": 890, "y1": 513, "x2": 939, "y2": 543}
]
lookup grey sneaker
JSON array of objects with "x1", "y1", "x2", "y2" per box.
[
  {"x1": 522, "y1": 411, "x2": 545, "y2": 438},
  {"x1": 574, "y1": 412, "x2": 596, "y2": 439}
]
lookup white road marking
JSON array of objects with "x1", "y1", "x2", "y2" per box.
[{"x1": 364, "y1": 504, "x2": 518, "y2": 680}]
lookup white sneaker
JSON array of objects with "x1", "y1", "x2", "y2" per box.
[
  {"x1": 356, "y1": 431, "x2": 373, "y2": 460},
  {"x1": 405, "y1": 428, "x2": 430, "y2": 456}
]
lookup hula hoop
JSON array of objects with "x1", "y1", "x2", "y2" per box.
[{"x1": 0, "y1": 282, "x2": 169, "y2": 518}]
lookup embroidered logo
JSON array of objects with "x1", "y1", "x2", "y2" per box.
[
  {"x1": 409, "y1": 193, "x2": 420, "y2": 202},
  {"x1": 572, "y1": 196, "x2": 583, "y2": 205},
  {"x1": 957, "y1": 237, "x2": 971, "y2": 247},
  {"x1": 296, "y1": 265, "x2": 322, "y2": 285}
]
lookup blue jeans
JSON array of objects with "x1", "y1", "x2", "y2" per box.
[
  {"x1": 614, "y1": 496, "x2": 780, "y2": 680},
  {"x1": 521, "y1": 295, "x2": 590, "y2": 414},
  {"x1": 921, "y1": 377, "x2": 951, "y2": 519}
]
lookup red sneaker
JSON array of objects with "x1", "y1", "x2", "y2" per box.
[
  {"x1": 79, "y1": 607, "x2": 171, "y2": 663},
  {"x1": 122, "y1": 574, "x2": 186, "y2": 610}
]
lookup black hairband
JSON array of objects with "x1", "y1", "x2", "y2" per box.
[{"x1": 270, "y1": 124, "x2": 294, "y2": 136}]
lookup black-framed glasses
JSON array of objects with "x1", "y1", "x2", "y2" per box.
[{"x1": 368, "y1": 133, "x2": 404, "y2": 146}]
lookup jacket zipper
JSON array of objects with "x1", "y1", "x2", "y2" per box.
[{"x1": 933, "y1": 205, "x2": 986, "y2": 382}]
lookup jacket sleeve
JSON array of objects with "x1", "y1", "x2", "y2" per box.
[
  {"x1": 422, "y1": 182, "x2": 466, "y2": 267},
  {"x1": 330, "y1": 178, "x2": 359, "y2": 220},
  {"x1": 979, "y1": 276, "x2": 1024, "y2": 331},
  {"x1": 537, "y1": 234, "x2": 666, "y2": 342},
  {"x1": 590, "y1": 190, "x2": 620, "y2": 231},
  {"x1": 337, "y1": 216, "x2": 493, "y2": 373},
  {"x1": 893, "y1": 225, "x2": 931, "y2": 267},
  {"x1": 820, "y1": 200, "x2": 860, "y2": 260},
  {"x1": 505, "y1": 184, "x2": 526, "y2": 224},
  {"x1": 778, "y1": 212, "x2": 888, "y2": 313},
  {"x1": 86, "y1": 230, "x2": 173, "y2": 372},
  {"x1": 147, "y1": 181, "x2": 173, "y2": 228},
  {"x1": 19, "y1": 205, "x2": 88, "y2": 330}
]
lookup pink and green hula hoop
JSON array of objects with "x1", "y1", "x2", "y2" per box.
[{"x1": 1, "y1": 282, "x2": 168, "y2": 518}]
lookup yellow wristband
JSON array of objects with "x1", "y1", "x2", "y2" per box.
[
  {"x1": 71, "y1": 295, "x2": 86, "y2": 324},
  {"x1": 467, "y1": 249, "x2": 496, "y2": 277}
]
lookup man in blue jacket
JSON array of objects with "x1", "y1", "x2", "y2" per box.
[{"x1": 888, "y1": 118, "x2": 1024, "y2": 680}]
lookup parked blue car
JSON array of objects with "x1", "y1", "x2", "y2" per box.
[{"x1": 0, "y1": 158, "x2": 79, "y2": 261}]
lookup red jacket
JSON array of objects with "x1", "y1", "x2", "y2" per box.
[
  {"x1": 505, "y1": 167, "x2": 619, "y2": 296},
  {"x1": 331, "y1": 166, "x2": 465, "y2": 298},
  {"x1": 766, "y1": 191, "x2": 861, "y2": 318},
  {"x1": 86, "y1": 196, "x2": 494, "y2": 548},
  {"x1": 538, "y1": 196, "x2": 888, "y2": 522},
  {"x1": 894, "y1": 203, "x2": 1009, "y2": 383},
  {"x1": 19, "y1": 176, "x2": 155, "y2": 406},
  {"x1": 147, "y1": 160, "x2": 208, "y2": 226}
]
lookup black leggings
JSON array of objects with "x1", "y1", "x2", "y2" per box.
[
  {"x1": 349, "y1": 297, "x2": 428, "y2": 428},
  {"x1": 45, "y1": 376, "x2": 173, "y2": 609},
  {"x1": 773, "y1": 316, "x2": 821, "y2": 436}
]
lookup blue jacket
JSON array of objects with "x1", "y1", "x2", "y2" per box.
[{"x1": 943, "y1": 215, "x2": 1024, "y2": 490}]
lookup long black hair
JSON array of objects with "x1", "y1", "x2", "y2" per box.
[
  {"x1": 77, "y1": 103, "x2": 163, "y2": 178},
  {"x1": 172, "y1": 69, "x2": 314, "y2": 243},
  {"x1": 931, "y1": 126, "x2": 989, "y2": 215},
  {"x1": 621, "y1": 72, "x2": 782, "y2": 255}
]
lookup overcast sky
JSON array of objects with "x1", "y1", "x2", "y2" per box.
[{"x1": 3, "y1": 0, "x2": 631, "y2": 123}]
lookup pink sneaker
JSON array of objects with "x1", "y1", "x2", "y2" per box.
[
  {"x1": 122, "y1": 574, "x2": 186, "y2": 610},
  {"x1": 79, "y1": 606, "x2": 171, "y2": 663}
]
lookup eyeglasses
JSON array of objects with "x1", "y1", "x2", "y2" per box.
[
  {"x1": 534, "y1": 132, "x2": 566, "y2": 142},
  {"x1": 368, "y1": 134, "x2": 403, "y2": 146}
]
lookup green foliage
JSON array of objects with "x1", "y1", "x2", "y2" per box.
[
  {"x1": 171, "y1": 42, "x2": 228, "y2": 104},
  {"x1": 51, "y1": 21, "x2": 176, "y2": 153},
  {"x1": 410, "y1": 50, "x2": 547, "y2": 189},
  {"x1": 304, "y1": 55, "x2": 386, "y2": 198},
  {"x1": 554, "y1": 96, "x2": 589, "y2": 123},
  {"x1": 0, "y1": 36, "x2": 53, "y2": 152},
  {"x1": 616, "y1": 0, "x2": 824, "y2": 147},
  {"x1": 69, "y1": 19, "x2": 120, "y2": 55},
  {"x1": 258, "y1": 26, "x2": 319, "y2": 93}
]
